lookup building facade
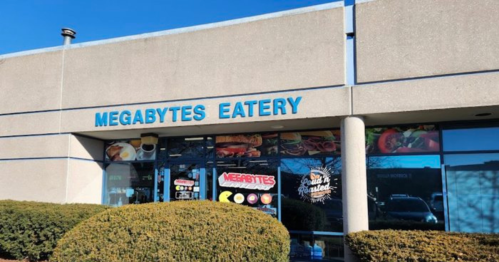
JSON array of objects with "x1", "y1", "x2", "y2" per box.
[{"x1": 1, "y1": 0, "x2": 498, "y2": 260}]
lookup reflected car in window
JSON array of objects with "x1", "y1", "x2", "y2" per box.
[
  {"x1": 385, "y1": 196, "x2": 437, "y2": 223},
  {"x1": 324, "y1": 197, "x2": 379, "y2": 224},
  {"x1": 430, "y1": 192, "x2": 445, "y2": 221}
]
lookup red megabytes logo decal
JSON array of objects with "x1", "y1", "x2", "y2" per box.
[
  {"x1": 174, "y1": 179, "x2": 195, "y2": 187},
  {"x1": 218, "y1": 172, "x2": 276, "y2": 190}
]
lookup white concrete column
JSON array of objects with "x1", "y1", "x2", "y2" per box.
[{"x1": 341, "y1": 116, "x2": 368, "y2": 262}]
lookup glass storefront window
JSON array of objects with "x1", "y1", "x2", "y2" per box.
[
  {"x1": 206, "y1": 136, "x2": 215, "y2": 159},
  {"x1": 215, "y1": 133, "x2": 278, "y2": 158},
  {"x1": 167, "y1": 137, "x2": 205, "y2": 158},
  {"x1": 105, "y1": 162, "x2": 155, "y2": 206},
  {"x1": 206, "y1": 161, "x2": 214, "y2": 200},
  {"x1": 443, "y1": 126, "x2": 499, "y2": 152},
  {"x1": 169, "y1": 163, "x2": 202, "y2": 201},
  {"x1": 444, "y1": 153, "x2": 499, "y2": 233},
  {"x1": 280, "y1": 130, "x2": 341, "y2": 156},
  {"x1": 366, "y1": 125, "x2": 440, "y2": 154},
  {"x1": 216, "y1": 159, "x2": 279, "y2": 218},
  {"x1": 367, "y1": 155, "x2": 444, "y2": 230},
  {"x1": 281, "y1": 157, "x2": 342, "y2": 232},
  {"x1": 105, "y1": 140, "x2": 156, "y2": 161},
  {"x1": 289, "y1": 233, "x2": 344, "y2": 261}
]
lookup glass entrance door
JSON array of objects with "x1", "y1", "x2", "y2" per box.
[{"x1": 168, "y1": 161, "x2": 206, "y2": 201}]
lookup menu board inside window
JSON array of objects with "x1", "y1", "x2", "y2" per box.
[
  {"x1": 105, "y1": 139, "x2": 157, "y2": 162},
  {"x1": 280, "y1": 130, "x2": 341, "y2": 156},
  {"x1": 365, "y1": 125, "x2": 440, "y2": 154},
  {"x1": 215, "y1": 133, "x2": 278, "y2": 158}
]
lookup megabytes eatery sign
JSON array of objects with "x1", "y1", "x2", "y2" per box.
[{"x1": 94, "y1": 96, "x2": 302, "y2": 127}]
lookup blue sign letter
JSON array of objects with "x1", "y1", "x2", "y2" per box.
[
  {"x1": 219, "y1": 103, "x2": 231, "y2": 119},
  {"x1": 95, "y1": 112, "x2": 108, "y2": 127},
  {"x1": 259, "y1": 99, "x2": 271, "y2": 116},
  {"x1": 145, "y1": 109, "x2": 156, "y2": 124},
  {"x1": 119, "y1": 110, "x2": 132, "y2": 125},
  {"x1": 232, "y1": 102, "x2": 246, "y2": 118},
  {"x1": 132, "y1": 110, "x2": 144, "y2": 125},
  {"x1": 287, "y1": 96, "x2": 302, "y2": 114},
  {"x1": 193, "y1": 105, "x2": 206, "y2": 121}
]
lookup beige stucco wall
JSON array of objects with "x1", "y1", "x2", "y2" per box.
[
  {"x1": 61, "y1": 7, "x2": 345, "y2": 109},
  {"x1": 0, "y1": 51, "x2": 63, "y2": 114},
  {"x1": 69, "y1": 135, "x2": 104, "y2": 161},
  {"x1": 0, "y1": 135, "x2": 102, "y2": 160},
  {"x1": 0, "y1": 111, "x2": 61, "y2": 137},
  {"x1": 356, "y1": 0, "x2": 499, "y2": 83},
  {"x1": 353, "y1": 72, "x2": 499, "y2": 115},
  {"x1": 0, "y1": 135, "x2": 69, "y2": 159},
  {"x1": 0, "y1": 159, "x2": 67, "y2": 203},
  {"x1": 66, "y1": 160, "x2": 103, "y2": 204}
]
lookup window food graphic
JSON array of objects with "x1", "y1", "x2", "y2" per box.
[
  {"x1": 281, "y1": 130, "x2": 340, "y2": 156},
  {"x1": 365, "y1": 125, "x2": 440, "y2": 154},
  {"x1": 105, "y1": 140, "x2": 157, "y2": 161},
  {"x1": 298, "y1": 167, "x2": 336, "y2": 203},
  {"x1": 215, "y1": 133, "x2": 278, "y2": 158}
]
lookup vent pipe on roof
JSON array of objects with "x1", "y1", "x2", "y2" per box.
[{"x1": 61, "y1": 28, "x2": 76, "y2": 46}]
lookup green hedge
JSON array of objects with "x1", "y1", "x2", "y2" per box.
[
  {"x1": 369, "y1": 220, "x2": 445, "y2": 231},
  {"x1": 346, "y1": 230, "x2": 499, "y2": 262},
  {"x1": 52, "y1": 201, "x2": 290, "y2": 262},
  {"x1": 0, "y1": 200, "x2": 109, "y2": 261}
]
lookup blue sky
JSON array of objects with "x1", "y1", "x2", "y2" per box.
[{"x1": 0, "y1": 0, "x2": 339, "y2": 55}]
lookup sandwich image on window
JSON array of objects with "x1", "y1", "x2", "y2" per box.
[
  {"x1": 215, "y1": 133, "x2": 278, "y2": 158},
  {"x1": 281, "y1": 131, "x2": 340, "y2": 156}
]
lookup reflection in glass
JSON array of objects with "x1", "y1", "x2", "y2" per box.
[
  {"x1": 206, "y1": 136, "x2": 215, "y2": 159},
  {"x1": 105, "y1": 162, "x2": 155, "y2": 206},
  {"x1": 367, "y1": 155, "x2": 444, "y2": 230},
  {"x1": 206, "y1": 161, "x2": 214, "y2": 201},
  {"x1": 445, "y1": 154, "x2": 499, "y2": 233},
  {"x1": 281, "y1": 158, "x2": 342, "y2": 232},
  {"x1": 289, "y1": 233, "x2": 344, "y2": 261},
  {"x1": 167, "y1": 137, "x2": 205, "y2": 158},
  {"x1": 443, "y1": 127, "x2": 499, "y2": 152},
  {"x1": 216, "y1": 159, "x2": 279, "y2": 218},
  {"x1": 157, "y1": 166, "x2": 165, "y2": 202},
  {"x1": 170, "y1": 163, "x2": 201, "y2": 201}
]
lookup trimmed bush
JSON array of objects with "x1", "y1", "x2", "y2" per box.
[
  {"x1": 51, "y1": 201, "x2": 290, "y2": 262},
  {"x1": 369, "y1": 220, "x2": 444, "y2": 231},
  {"x1": 0, "y1": 200, "x2": 109, "y2": 261},
  {"x1": 346, "y1": 230, "x2": 499, "y2": 262}
]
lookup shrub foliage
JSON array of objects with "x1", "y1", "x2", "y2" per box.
[
  {"x1": 368, "y1": 220, "x2": 444, "y2": 231},
  {"x1": 0, "y1": 200, "x2": 109, "y2": 261},
  {"x1": 51, "y1": 201, "x2": 290, "y2": 262},
  {"x1": 346, "y1": 230, "x2": 499, "y2": 262}
]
